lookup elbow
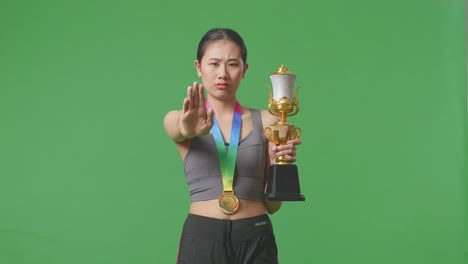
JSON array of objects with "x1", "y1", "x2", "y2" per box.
[
  {"x1": 265, "y1": 201, "x2": 282, "y2": 214},
  {"x1": 266, "y1": 207, "x2": 279, "y2": 215}
]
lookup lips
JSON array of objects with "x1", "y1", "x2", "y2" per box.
[{"x1": 215, "y1": 83, "x2": 229, "y2": 88}]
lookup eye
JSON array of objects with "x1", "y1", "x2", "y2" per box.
[
  {"x1": 228, "y1": 63, "x2": 238, "y2": 67},
  {"x1": 209, "y1": 62, "x2": 218, "y2": 66}
]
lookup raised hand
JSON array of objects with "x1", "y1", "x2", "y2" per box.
[{"x1": 178, "y1": 82, "x2": 214, "y2": 139}]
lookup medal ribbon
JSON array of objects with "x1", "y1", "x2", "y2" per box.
[{"x1": 206, "y1": 100, "x2": 242, "y2": 193}]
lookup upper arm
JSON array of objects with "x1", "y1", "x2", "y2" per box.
[
  {"x1": 260, "y1": 110, "x2": 280, "y2": 129},
  {"x1": 264, "y1": 145, "x2": 283, "y2": 215},
  {"x1": 261, "y1": 110, "x2": 283, "y2": 214}
]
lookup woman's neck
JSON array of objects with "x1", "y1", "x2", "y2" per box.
[{"x1": 206, "y1": 96, "x2": 239, "y2": 116}]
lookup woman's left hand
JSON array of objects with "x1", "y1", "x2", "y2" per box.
[{"x1": 268, "y1": 139, "x2": 302, "y2": 164}]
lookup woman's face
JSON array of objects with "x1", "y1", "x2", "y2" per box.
[{"x1": 195, "y1": 40, "x2": 248, "y2": 100}]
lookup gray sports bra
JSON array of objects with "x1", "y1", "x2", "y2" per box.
[{"x1": 184, "y1": 109, "x2": 267, "y2": 202}]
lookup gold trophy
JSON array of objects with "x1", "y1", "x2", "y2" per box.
[{"x1": 264, "y1": 65, "x2": 305, "y2": 201}]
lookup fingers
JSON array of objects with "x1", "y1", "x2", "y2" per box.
[
  {"x1": 186, "y1": 86, "x2": 194, "y2": 109},
  {"x1": 205, "y1": 107, "x2": 214, "y2": 127},
  {"x1": 187, "y1": 82, "x2": 207, "y2": 109},
  {"x1": 192, "y1": 82, "x2": 199, "y2": 109},
  {"x1": 274, "y1": 139, "x2": 300, "y2": 152},
  {"x1": 283, "y1": 155, "x2": 297, "y2": 162},
  {"x1": 275, "y1": 149, "x2": 297, "y2": 158},
  {"x1": 272, "y1": 139, "x2": 301, "y2": 160},
  {"x1": 198, "y1": 83, "x2": 206, "y2": 107},
  {"x1": 286, "y1": 139, "x2": 302, "y2": 146},
  {"x1": 184, "y1": 82, "x2": 203, "y2": 111},
  {"x1": 182, "y1": 98, "x2": 189, "y2": 113}
]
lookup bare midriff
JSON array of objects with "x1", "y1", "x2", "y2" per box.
[{"x1": 189, "y1": 199, "x2": 267, "y2": 220}]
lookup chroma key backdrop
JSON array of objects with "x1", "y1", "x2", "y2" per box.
[{"x1": 0, "y1": 0, "x2": 466, "y2": 263}]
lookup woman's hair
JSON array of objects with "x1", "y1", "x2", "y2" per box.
[{"x1": 197, "y1": 28, "x2": 247, "y2": 64}]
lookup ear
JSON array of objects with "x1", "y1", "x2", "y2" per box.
[
  {"x1": 194, "y1": 60, "x2": 202, "y2": 77},
  {"x1": 242, "y1": 63, "x2": 249, "y2": 78}
]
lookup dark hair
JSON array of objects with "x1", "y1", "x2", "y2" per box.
[{"x1": 197, "y1": 28, "x2": 247, "y2": 64}]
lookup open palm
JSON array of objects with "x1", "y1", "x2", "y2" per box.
[{"x1": 178, "y1": 82, "x2": 214, "y2": 138}]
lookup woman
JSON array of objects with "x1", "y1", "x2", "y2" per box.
[{"x1": 163, "y1": 28, "x2": 301, "y2": 264}]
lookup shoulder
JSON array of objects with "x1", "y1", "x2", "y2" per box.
[{"x1": 260, "y1": 110, "x2": 280, "y2": 129}]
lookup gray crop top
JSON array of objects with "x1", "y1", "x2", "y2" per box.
[{"x1": 184, "y1": 109, "x2": 267, "y2": 202}]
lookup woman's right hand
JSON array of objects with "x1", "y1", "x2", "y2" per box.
[{"x1": 178, "y1": 82, "x2": 214, "y2": 139}]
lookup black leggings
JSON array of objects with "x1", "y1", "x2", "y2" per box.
[{"x1": 177, "y1": 214, "x2": 279, "y2": 264}]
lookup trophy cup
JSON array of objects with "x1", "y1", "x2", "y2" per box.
[{"x1": 264, "y1": 65, "x2": 305, "y2": 201}]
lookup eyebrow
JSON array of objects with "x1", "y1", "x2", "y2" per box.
[{"x1": 207, "y1": 58, "x2": 241, "y2": 62}]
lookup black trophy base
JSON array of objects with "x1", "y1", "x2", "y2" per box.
[{"x1": 266, "y1": 164, "x2": 305, "y2": 201}]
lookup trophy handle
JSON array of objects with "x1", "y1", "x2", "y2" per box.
[
  {"x1": 293, "y1": 126, "x2": 302, "y2": 140},
  {"x1": 264, "y1": 127, "x2": 273, "y2": 142},
  {"x1": 266, "y1": 85, "x2": 278, "y2": 117},
  {"x1": 289, "y1": 86, "x2": 301, "y2": 117}
]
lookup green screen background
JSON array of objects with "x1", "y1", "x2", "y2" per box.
[{"x1": 1, "y1": 0, "x2": 466, "y2": 263}]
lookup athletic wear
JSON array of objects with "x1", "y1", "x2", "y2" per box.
[
  {"x1": 177, "y1": 214, "x2": 278, "y2": 264},
  {"x1": 184, "y1": 109, "x2": 267, "y2": 202}
]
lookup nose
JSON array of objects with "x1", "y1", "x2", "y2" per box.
[{"x1": 217, "y1": 64, "x2": 228, "y2": 79}]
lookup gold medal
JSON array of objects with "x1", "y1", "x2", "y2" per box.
[{"x1": 218, "y1": 192, "x2": 240, "y2": 214}]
